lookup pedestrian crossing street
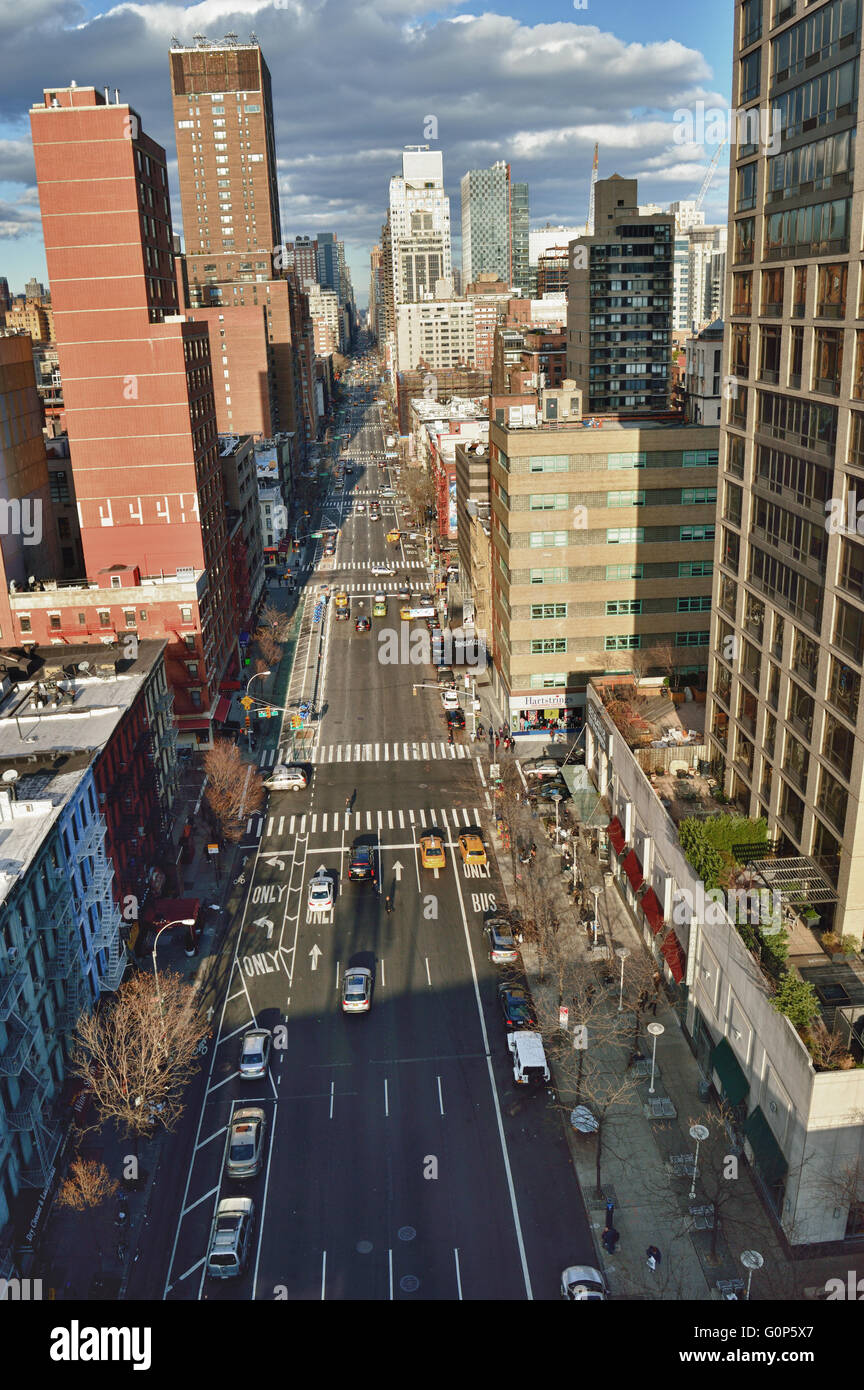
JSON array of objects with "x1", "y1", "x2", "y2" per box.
[
  {"x1": 246, "y1": 804, "x2": 484, "y2": 839},
  {"x1": 259, "y1": 740, "x2": 472, "y2": 767}
]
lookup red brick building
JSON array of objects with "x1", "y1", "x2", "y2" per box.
[{"x1": 27, "y1": 83, "x2": 237, "y2": 746}]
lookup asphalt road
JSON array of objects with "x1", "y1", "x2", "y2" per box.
[{"x1": 156, "y1": 353, "x2": 596, "y2": 1301}]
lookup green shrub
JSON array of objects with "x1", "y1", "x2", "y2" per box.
[{"x1": 770, "y1": 971, "x2": 820, "y2": 1030}]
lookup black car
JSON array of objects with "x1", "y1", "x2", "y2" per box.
[
  {"x1": 498, "y1": 982, "x2": 537, "y2": 1031},
  {"x1": 533, "y1": 778, "x2": 571, "y2": 802},
  {"x1": 436, "y1": 665, "x2": 455, "y2": 688},
  {"x1": 445, "y1": 708, "x2": 465, "y2": 729},
  {"x1": 348, "y1": 843, "x2": 376, "y2": 881},
  {"x1": 355, "y1": 616, "x2": 371, "y2": 632}
]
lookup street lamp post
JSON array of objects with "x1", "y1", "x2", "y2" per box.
[
  {"x1": 245, "y1": 668, "x2": 272, "y2": 746},
  {"x1": 552, "y1": 791, "x2": 562, "y2": 850},
  {"x1": 688, "y1": 1123, "x2": 710, "y2": 1201},
  {"x1": 591, "y1": 884, "x2": 601, "y2": 947},
  {"x1": 741, "y1": 1249, "x2": 764, "y2": 1300},
  {"x1": 151, "y1": 917, "x2": 197, "y2": 1015},
  {"x1": 615, "y1": 946, "x2": 630, "y2": 1012},
  {"x1": 647, "y1": 1021, "x2": 665, "y2": 1095}
]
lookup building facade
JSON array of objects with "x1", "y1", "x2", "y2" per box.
[{"x1": 705, "y1": 0, "x2": 864, "y2": 942}]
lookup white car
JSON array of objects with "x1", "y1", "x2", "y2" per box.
[
  {"x1": 560, "y1": 1266, "x2": 608, "y2": 1301},
  {"x1": 442, "y1": 689, "x2": 460, "y2": 710},
  {"x1": 371, "y1": 564, "x2": 395, "y2": 576},
  {"x1": 341, "y1": 967, "x2": 372, "y2": 1013},
  {"x1": 263, "y1": 763, "x2": 308, "y2": 790},
  {"x1": 308, "y1": 873, "x2": 335, "y2": 913}
]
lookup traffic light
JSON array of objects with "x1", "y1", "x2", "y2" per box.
[
  {"x1": 244, "y1": 715, "x2": 251, "y2": 729},
  {"x1": 242, "y1": 654, "x2": 251, "y2": 667}
]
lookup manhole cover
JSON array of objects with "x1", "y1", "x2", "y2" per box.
[
  {"x1": 356, "y1": 1240, "x2": 374, "y2": 1254},
  {"x1": 397, "y1": 1226, "x2": 416, "y2": 1242},
  {"x1": 399, "y1": 1274, "x2": 420, "y2": 1293}
]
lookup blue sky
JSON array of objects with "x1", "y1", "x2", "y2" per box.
[{"x1": 0, "y1": 1, "x2": 735, "y2": 305}]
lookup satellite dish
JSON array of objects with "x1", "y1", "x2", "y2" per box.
[
  {"x1": 2, "y1": 770, "x2": 19, "y2": 785},
  {"x1": 77, "y1": 661, "x2": 90, "y2": 672}
]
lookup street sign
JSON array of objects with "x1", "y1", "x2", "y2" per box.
[
  {"x1": 490, "y1": 764, "x2": 500, "y2": 780},
  {"x1": 240, "y1": 695, "x2": 254, "y2": 710},
  {"x1": 207, "y1": 843, "x2": 219, "y2": 856},
  {"x1": 559, "y1": 1005, "x2": 570, "y2": 1030}
]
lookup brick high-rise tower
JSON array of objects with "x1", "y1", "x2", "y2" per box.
[{"x1": 28, "y1": 82, "x2": 236, "y2": 745}]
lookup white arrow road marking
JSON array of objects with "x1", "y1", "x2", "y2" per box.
[
  {"x1": 392, "y1": 860, "x2": 404, "y2": 881},
  {"x1": 253, "y1": 916, "x2": 274, "y2": 938},
  {"x1": 309, "y1": 944, "x2": 323, "y2": 971}
]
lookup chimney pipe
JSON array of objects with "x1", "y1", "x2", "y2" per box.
[{"x1": 114, "y1": 88, "x2": 120, "y2": 103}]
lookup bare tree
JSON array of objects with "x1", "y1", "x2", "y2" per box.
[
  {"x1": 69, "y1": 971, "x2": 210, "y2": 1139},
  {"x1": 402, "y1": 468, "x2": 436, "y2": 527},
  {"x1": 56, "y1": 1157, "x2": 119, "y2": 1212},
  {"x1": 650, "y1": 640, "x2": 679, "y2": 691},
  {"x1": 204, "y1": 739, "x2": 265, "y2": 842},
  {"x1": 803, "y1": 1019, "x2": 858, "y2": 1070}
]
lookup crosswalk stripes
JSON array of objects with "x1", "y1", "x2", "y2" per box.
[
  {"x1": 269, "y1": 806, "x2": 483, "y2": 838},
  {"x1": 308, "y1": 741, "x2": 470, "y2": 764},
  {"x1": 332, "y1": 560, "x2": 426, "y2": 570}
]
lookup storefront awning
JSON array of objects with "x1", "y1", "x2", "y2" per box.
[
  {"x1": 660, "y1": 929, "x2": 686, "y2": 984},
  {"x1": 220, "y1": 679, "x2": 243, "y2": 692},
  {"x1": 641, "y1": 887, "x2": 665, "y2": 936},
  {"x1": 622, "y1": 850, "x2": 644, "y2": 894},
  {"x1": 143, "y1": 897, "x2": 201, "y2": 928},
  {"x1": 744, "y1": 1106, "x2": 788, "y2": 1186},
  {"x1": 214, "y1": 696, "x2": 232, "y2": 723},
  {"x1": 709, "y1": 1036, "x2": 750, "y2": 1108},
  {"x1": 179, "y1": 718, "x2": 210, "y2": 731},
  {"x1": 607, "y1": 817, "x2": 626, "y2": 854}
]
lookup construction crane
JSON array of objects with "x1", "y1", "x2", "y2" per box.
[
  {"x1": 585, "y1": 142, "x2": 599, "y2": 235},
  {"x1": 693, "y1": 137, "x2": 728, "y2": 214}
]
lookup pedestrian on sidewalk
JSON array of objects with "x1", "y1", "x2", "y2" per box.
[
  {"x1": 604, "y1": 1199, "x2": 615, "y2": 1228},
  {"x1": 495, "y1": 735, "x2": 500, "y2": 751},
  {"x1": 646, "y1": 1245, "x2": 662, "y2": 1272},
  {"x1": 601, "y1": 1227, "x2": 620, "y2": 1255},
  {"x1": 648, "y1": 970, "x2": 662, "y2": 1016}
]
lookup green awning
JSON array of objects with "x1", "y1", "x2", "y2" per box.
[
  {"x1": 744, "y1": 1106, "x2": 788, "y2": 1186},
  {"x1": 709, "y1": 1037, "x2": 749, "y2": 1107}
]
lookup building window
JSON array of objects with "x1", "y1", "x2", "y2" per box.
[
  {"x1": 605, "y1": 634, "x2": 641, "y2": 650},
  {"x1": 124, "y1": 610, "x2": 135, "y2": 627},
  {"x1": 529, "y1": 568, "x2": 567, "y2": 584},
  {"x1": 680, "y1": 525, "x2": 715, "y2": 541},
  {"x1": 675, "y1": 630, "x2": 709, "y2": 646},
  {"x1": 186, "y1": 662, "x2": 199, "y2": 677},
  {"x1": 606, "y1": 600, "x2": 642, "y2": 615},
  {"x1": 606, "y1": 528, "x2": 644, "y2": 544},
  {"x1": 180, "y1": 606, "x2": 193, "y2": 622},
  {"x1": 189, "y1": 689, "x2": 202, "y2": 709},
  {"x1": 50, "y1": 471, "x2": 70, "y2": 503},
  {"x1": 813, "y1": 327, "x2": 844, "y2": 395},
  {"x1": 529, "y1": 494, "x2": 568, "y2": 510},
  {"x1": 679, "y1": 560, "x2": 713, "y2": 578},
  {"x1": 606, "y1": 564, "x2": 643, "y2": 580},
  {"x1": 528, "y1": 455, "x2": 568, "y2": 472},
  {"x1": 677, "y1": 595, "x2": 712, "y2": 612},
  {"x1": 531, "y1": 604, "x2": 568, "y2": 620},
  {"x1": 607, "y1": 452, "x2": 646, "y2": 469},
  {"x1": 608, "y1": 490, "x2": 645, "y2": 507},
  {"x1": 683, "y1": 449, "x2": 719, "y2": 467},
  {"x1": 681, "y1": 487, "x2": 717, "y2": 505},
  {"x1": 99, "y1": 611, "x2": 111, "y2": 627},
  {"x1": 529, "y1": 673, "x2": 566, "y2": 689},
  {"x1": 184, "y1": 634, "x2": 196, "y2": 650},
  {"x1": 531, "y1": 638, "x2": 567, "y2": 654},
  {"x1": 49, "y1": 614, "x2": 61, "y2": 630},
  {"x1": 529, "y1": 531, "x2": 568, "y2": 547}
]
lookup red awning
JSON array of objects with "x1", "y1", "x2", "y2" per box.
[
  {"x1": 661, "y1": 930, "x2": 686, "y2": 984},
  {"x1": 622, "y1": 849, "x2": 644, "y2": 894},
  {"x1": 143, "y1": 897, "x2": 201, "y2": 927},
  {"x1": 220, "y1": 679, "x2": 243, "y2": 692},
  {"x1": 641, "y1": 887, "x2": 666, "y2": 936},
  {"x1": 607, "y1": 817, "x2": 626, "y2": 854},
  {"x1": 179, "y1": 718, "x2": 211, "y2": 731},
  {"x1": 214, "y1": 696, "x2": 232, "y2": 723}
]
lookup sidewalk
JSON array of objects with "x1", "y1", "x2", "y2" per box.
[
  {"x1": 30, "y1": 554, "x2": 306, "y2": 1300},
  {"x1": 484, "y1": 744, "x2": 841, "y2": 1302}
]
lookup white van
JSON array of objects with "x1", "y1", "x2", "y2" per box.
[{"x1": 508, "y1": 1032, "x2": 550, "y2": 1087}]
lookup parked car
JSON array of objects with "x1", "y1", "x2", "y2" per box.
[
  {"x1": 206, "y1": 1197, "x2": 255, "y2": 1279},
  {"x1": 442, "y1": 689, "x2": 460, "y2": 710},
  {"x1": 341, "y1": 967, "x2": 373, "y2": 1013},
  {"x1": 532, "y1": 778, "x2": 571, "y2": 802},
  {"x1": 436, "y1": 665, "x2": 455, "y2": 688},
  {"x1": 355, "y1": 616, "x2": 372, "y2": 633},
  {"x1": 224, "y1": 1107, "x2": 267, "y2": 1180},
  {"x1": 446, "y1": 708, "x2": 465, "y2": 729},
  {"x1": 560, "y1": 1266, "x2": 608, "y2": 1301},
  {"x1": 239, "y1": 1028, "x2": 272, "y2": 1081},
  {"x1": 522, "y1": 758, "x2": 564, "y2": 779},
  {"x1": 498, "y1": 982, "x2": 537, "y2": 1031}
]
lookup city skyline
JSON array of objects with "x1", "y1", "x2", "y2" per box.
[{"x1": 0, "y1": 2, "x2": 734, "y2": 304}]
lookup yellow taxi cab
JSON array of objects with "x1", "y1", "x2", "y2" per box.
[
  {"x1": 386, "y1": 530, "x2": 401, "y2": 544},
  {"x1": 373, "y1": 593, "x2": 387, "y2": 617},
  {"x1": 400, "y1": 604, "x2": 414, "y2": 621},
  {"x1": 458, "y1": 833, "x2": 488, "y2": 867},
  {"x1": 419, "y1": 834, "x2": 446, "y2": 869}
]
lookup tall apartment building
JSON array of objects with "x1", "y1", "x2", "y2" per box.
[
  {"x1": 0, "y1": 337, "x2": 62, "y2": 621},
  {"x1": 387, "y1": 146, "x2": 452, "y2": 309},
  {"x1": 567, "y1": 176, "x2": 674, "y2": 414},
  {"x1": 705, "y1": 0, "x2": 864, "y2": 942},
  {"x1": 369, "y1": 243, "x2": 383, "y2": 343},
  {"x1": 316, "y1": 232, "x2": 340, "y2": 294},
  {"x1": 465, "y1": 274, "x2": 510, "y2": 375},
  {"x1": 307, "y1": 283, "x2": 342, "y2": 354},
  {"x1": 169, "y1": 34, "x2": 308, "y2": 455},
  {"x1": 290, "y1": 236, "x2": 319, "y2": 288},
  {"x1": 536, "y1": 247, "x2": 570, "y2": 297},
  {"x1": 28, "y1": 82, "x2": 236, "y2": 746},
  {"x1": 396, "y1": 299, "x2": 475, "y2": 372},
  {"x1": 461, "y1": 161, "x2": 514, "y2": 287},
  {"x1": 510, "y1": 180, "x2": 530, "y2": 296}
]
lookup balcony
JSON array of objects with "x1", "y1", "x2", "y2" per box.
[
  {"x1": 73, "y1": 818, "x2": 102, "y2": 863},
  {"x1": 0, "y1": 967, "x2": 28, "y2": 1023},
  {"x1": 6, "y1": 1068, "x2": 44, "y2": 1131},
  {"x1": 0, "y1": 1012, "x2": 35, "y2": 1077}
]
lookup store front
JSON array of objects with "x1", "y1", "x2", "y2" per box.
[{"x1": 508, "y1": 690, "x2": 584, "y2": 737}]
